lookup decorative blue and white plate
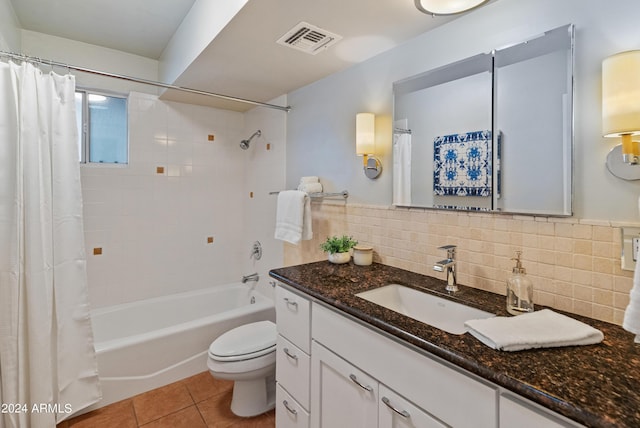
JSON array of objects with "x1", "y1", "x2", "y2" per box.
[{"x1": 433, "y1": 130, "x2": 492, "y2": 197}]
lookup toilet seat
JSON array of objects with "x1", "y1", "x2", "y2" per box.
[{"x1": 209, "y1": 320, "x2": 276, "y2": 362}]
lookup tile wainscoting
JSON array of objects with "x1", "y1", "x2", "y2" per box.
[{"x1": 284, "y1": 202, "x2": 635, "y2": 325}]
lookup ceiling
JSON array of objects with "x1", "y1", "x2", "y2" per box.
[{"x1": 9, "y1": 0, "x2": 480, "y2": 111}]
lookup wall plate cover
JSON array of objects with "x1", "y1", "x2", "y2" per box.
[{"x1": 622, "y1": 227, "x2": 640, "y2": 271}]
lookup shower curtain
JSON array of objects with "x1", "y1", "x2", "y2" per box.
[{"x1": 0, "y1": 61, "x2": 101, "y2": 427}]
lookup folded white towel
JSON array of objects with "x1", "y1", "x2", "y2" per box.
[
  {"x1": 299, "y1": 176, "x2": 319, "y2": 184},
  {"x1": 464, "y1": 309, "x2": 604, "y2": 352},
  {"x1": 274, "y1": 190, "x2": 312, "y2": 245},
  {"x1": 623, "y1": 235, "x2": 640, "y2": 343},
  {"x1": 297, "y1": 182, "x2": 323, "y2": 194}
]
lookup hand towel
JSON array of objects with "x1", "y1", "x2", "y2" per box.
[
  {"x1": 297, "y1": 182, "x2": 323, "y2": 194},
  {"x1": 274, "y1": 190, "x2": 312, "y2": 245},
  {"x1": 464, "y1": 309, "x2": 604, "y2": 352},
  {"x1": 623, "y1": 204, "x2": 640, "y2": 343},
  {"x1": 299, "y1": 176, "x2": 319, "y2": 184}
]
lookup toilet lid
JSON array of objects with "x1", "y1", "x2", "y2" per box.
[{"x1": 209, "y1": 320, "x2": 276, "y2": 361}]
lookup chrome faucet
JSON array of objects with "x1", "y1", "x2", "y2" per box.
[
  {"x1": 241, "y1": 273, "x2": 259, "y2": 284},
  {"x1": 433, "y1": 245, "x2": 458, "y2": 293}
]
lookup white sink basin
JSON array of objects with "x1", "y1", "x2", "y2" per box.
[{"x1": 355, "y1": 284, "x2": 494, "y2": 334}]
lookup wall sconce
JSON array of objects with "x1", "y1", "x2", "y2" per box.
[
  {"x1": 602, "y1": 50, "x2": 640, "y2": 180},
  {"x1": 414, "y1": 0, "x2": 489, "y2": 16},
  {"x1": 356, "y1": 113, "x2": 382, "y2": 179}
]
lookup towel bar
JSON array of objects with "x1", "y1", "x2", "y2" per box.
[{"x1": 269, "y1": 190, "x2": 348, "y2": 199}]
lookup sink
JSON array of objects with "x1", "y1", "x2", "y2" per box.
[{"x1": 355, "y1": 284, "x2": 494, "y2": 334}]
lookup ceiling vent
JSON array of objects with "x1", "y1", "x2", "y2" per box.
[{"x1": 276, "y1": 22, "x2": 342, "y2": 55}]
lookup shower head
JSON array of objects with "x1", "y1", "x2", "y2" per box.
[{"x1": 240, "y1": 130, "x2": 261, "y2": 150}]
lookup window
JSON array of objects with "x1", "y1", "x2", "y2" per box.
[{"x1": 75, "y1": 90, "x2": 128, "y2": 164}]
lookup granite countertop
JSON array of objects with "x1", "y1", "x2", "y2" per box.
[{"x1": 269, "y1": 261, "x2": 640, "y2": 428}]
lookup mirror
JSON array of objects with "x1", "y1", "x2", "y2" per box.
[{"x1": 392, "y1": 25, "x2": 574, "y2": 216}]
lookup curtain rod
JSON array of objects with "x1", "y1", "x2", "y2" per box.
[{"x1": 0, "y1": 51, "x2": 292, "y2": 113}]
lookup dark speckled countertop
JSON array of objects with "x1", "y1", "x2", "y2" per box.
[{"x1": 269, "y1": 261, "x2": 640, "y2": 428}]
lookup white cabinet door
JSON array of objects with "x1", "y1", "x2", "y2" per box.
[
  {"x1": 500, "y1": 394, "x2": 584, "y2": 428},
  {"x1": 378, "y1": 385, "x2": 447, "y2": 428},
  {"x1": 311, "y1": 341, "x2": 378, "y2": 428}
]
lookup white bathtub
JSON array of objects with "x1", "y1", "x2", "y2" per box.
[{"x1": 85, "y1": 283, "x2": 275, "y2": 412}]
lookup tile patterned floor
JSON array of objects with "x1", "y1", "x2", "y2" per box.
[{"x1": 56, "y1": 372, "x2": 275, "y2": 428}]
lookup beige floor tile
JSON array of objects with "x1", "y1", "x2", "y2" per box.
[
  {"x1": 139, "y1": 405, "x2": 206, "y2": 428},
  {"x1": 132, "y1": 382, "x2": 194, "y2": 425},
  {"x1": 184, "y1": 371, "x2": 233, "y2": 403},
  {"x1": 66, "y1": 399, "x2": 137, "y2": 428}
]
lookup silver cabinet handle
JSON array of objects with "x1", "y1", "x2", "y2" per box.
[
  {"x1": 283, "y1": 297, "x2": 298, "y2": 308},
  {"x1": 282, "y1": 399, "x2": 297, "y2": 415},
  {"x1": 382, "y1": 396, "x2": 410, "y2": 418},
  {"x1": 283, "y1": 347, "x2": 298, "y2": 361},
  {"x1": 349, "y1": 374, "x2": 373, "y2": 392}
]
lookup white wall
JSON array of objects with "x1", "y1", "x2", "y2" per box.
[
  {"x1": 0, "y1": 0, "x2": 20, "y2": 51},
  {"x1": 159, "y1": 0, "x2": 248, "y2": 84},
  {"x1": 286, "y1": 0, "x2": 640, "y2": 222},
  {"x1": 21, "y1": 30, "x2": 158, "y2": 95},
  {"x1": 242, "y1": 95, "x2": 288, "y2": 300}
]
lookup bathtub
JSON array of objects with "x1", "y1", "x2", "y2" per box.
[{"x1": 85, "y1": 283, "x2": 275, "y2": 411}]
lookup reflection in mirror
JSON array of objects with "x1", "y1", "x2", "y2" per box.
[
  {"x1": 493, "y1": 25, "x2": 573, "y2": 215},
  {"x1": 392, "y1": 24, "x2": 574, "y2": 216},
  {"x1": 394, "y1": 53, "x2": 493, "y2": 210}
]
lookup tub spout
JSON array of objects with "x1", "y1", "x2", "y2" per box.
[{"x1": 242, "y1": 273, "x2": 259, "y2": 284}]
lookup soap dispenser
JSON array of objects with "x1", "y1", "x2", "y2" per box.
[{"x1": 506, "y1": 251, "x2": 534, "y2": 315}]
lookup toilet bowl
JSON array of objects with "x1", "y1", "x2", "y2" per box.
[{"x1": 207, "y1": 320, "x2": 277, "y2": 417}]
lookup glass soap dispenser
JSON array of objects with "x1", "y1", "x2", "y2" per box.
[{"x1": 506, "y1": 251, "x2": 534, "y2": 315}]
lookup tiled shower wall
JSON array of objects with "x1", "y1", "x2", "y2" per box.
[
  {"x1": 284, "y1": 202, "x2": 636, "y2": 326},
  {"x1": 82, "y1": 92, "x2": 247, "y2": 308}
]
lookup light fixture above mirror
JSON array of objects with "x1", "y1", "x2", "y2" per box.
[{"x1": 414, "y1": 0, "x2": 489, "y2": 16}]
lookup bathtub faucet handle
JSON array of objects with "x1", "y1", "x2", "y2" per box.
[{"x1": 250, "y1": 241, "x2": 262, "y2": 260}]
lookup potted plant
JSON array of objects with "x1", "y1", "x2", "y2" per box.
[{"x1": 320, "y1": 235, "x2": 358, "y2": 264}]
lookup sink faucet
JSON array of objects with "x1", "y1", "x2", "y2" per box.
[
  {"x1": 242, "y1": 273, "x2": 259, "y2": 284},
  {"x1": 433, "y1": 245, "x2": 458, "y2": 293}
]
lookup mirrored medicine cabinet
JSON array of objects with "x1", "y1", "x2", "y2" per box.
[{"x1": 392, "y1": 24, "x2": 574, "y2": 216}]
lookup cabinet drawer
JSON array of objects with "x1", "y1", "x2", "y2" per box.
[
  {"x1": 379, "y1": 384, "x2": 447, "y2": 428},
  {"x1": 276, "y1": 286, "x2": 311, "y2": 353},
  {"x1": 277, "y1": 335, "x2": 310, "y2": 410},
  {"x1": 277, "y1": 384, "x2": 310, "y2": 428}
]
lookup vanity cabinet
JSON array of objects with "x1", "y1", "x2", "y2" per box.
[
  {"x1": 274, "y1": 283, "x2": 585, "y2": 428},
  {"x1": 311, "y1": 303, "x2": 495, "y2": 428}
]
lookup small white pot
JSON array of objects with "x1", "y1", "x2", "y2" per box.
[{"x1": 328, "y1": 252, "x2": 350, "y2": 264}]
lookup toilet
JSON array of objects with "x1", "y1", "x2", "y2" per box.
[{"x1": 207, "y1": 320, "x2": 277, "y2": 417}]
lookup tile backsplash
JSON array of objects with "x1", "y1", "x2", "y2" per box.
[{"x1": 284, "y1": 202, "x2": 635, "y2": 325}]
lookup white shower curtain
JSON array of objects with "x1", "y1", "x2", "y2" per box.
[{"x1": 0, "y1": 61, "x2": 101, "y2": 427}]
